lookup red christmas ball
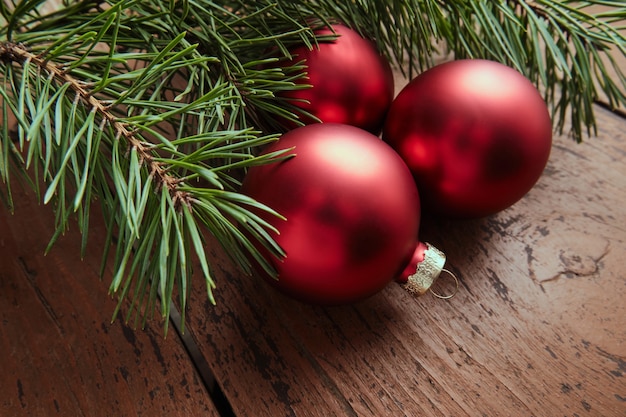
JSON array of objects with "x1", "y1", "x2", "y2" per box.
[
  {"x1": 241, "y1": 123, "x2": 420, "y2": 304},
  {"x1": 383, "y1": 59, "x2": 552, "y2": 218},
  {"x1": 278, "y1": 24, "x2": 394, "y2": 134}
]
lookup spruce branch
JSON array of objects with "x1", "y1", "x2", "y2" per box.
[
  {"x1": 0, "y1": 41, "x2": 184, "y2": 208},
  {"x1": 1, "y1": 0, "x2": 299, "y2": 332}
]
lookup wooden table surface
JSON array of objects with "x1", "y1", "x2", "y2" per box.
[{"x1": 2, "y1": 93, "x2": 626, "y2": 415}]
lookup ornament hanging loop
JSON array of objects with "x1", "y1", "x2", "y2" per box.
[
  {"x1": 398, "y1": 242, "x2": 459, "y2": 300},
  {"x1": 429, "y1": 268, "x2": 459, "y2": 300}
]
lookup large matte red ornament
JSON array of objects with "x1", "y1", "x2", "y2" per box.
[
  {"x1": 241, "y1": 123, "x2": 421, "y2": 304},
  {"x1": 383, "y1": 59, "x2": 552, "y2": 218},
  {"x1": 278, "y1": 24, "x2": 394, "y2": 134}
]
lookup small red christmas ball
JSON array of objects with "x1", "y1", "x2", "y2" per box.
[
  {"x1": 383, "y1": 59, "x2": 552, "y2": 218},
  {"x1": 241, "y1": 123, "x2": 420, "y2": 304},
  {"x1": 278, "y1": 24, "x2": 394, "y2": 134}
]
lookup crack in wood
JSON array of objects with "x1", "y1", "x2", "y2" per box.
[
  {"x1": 167, "y1": 302, "x2": 235, "y2": 417},
  {"x1": 17, "y1": 256, "x2": 65, "y2": 335},
  {"x1": 534, "y1": 240, "x2": 610, "y2": 284}
]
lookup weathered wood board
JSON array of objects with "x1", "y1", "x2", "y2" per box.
[
  {"x1": 182, "y1": 104, "x2": 626, "y2": 417},
  {"x1": 0, "y1": 186, "x2": 219, "y2": 417}
]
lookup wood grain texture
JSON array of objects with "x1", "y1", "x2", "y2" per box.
[
  {"x1": 183, "y1": 104, "x2": 626, "y2": 417},
  {"x1": 0, "y1": 186, "x2": 219, "y2": 417}
]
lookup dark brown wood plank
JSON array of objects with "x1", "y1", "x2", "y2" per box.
[
  {"x1": 183, "y1": 104, "x2": 626, "y2": 417},
  {"x1": 0, "y1": 185, "x2": 219, "y2": 417}
]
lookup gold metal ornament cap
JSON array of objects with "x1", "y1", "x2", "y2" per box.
[{"x1": 400, "y1": 242, "x2": 458, "y2": 299}]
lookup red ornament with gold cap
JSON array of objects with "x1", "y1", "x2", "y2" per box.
[{"x1": 241, "y1": 123, "x2": 456, "y2": 304}]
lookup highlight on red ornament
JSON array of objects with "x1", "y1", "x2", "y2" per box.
[
  {"x1": 383, "y1": 59, "x2": 552, "y2": 218},
  {"x1": 241, "y1": 123, "x2": 452, "y2": 304},
  {"x1": 276, "y1": 24, "x2": 394, "y2": 134}
]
